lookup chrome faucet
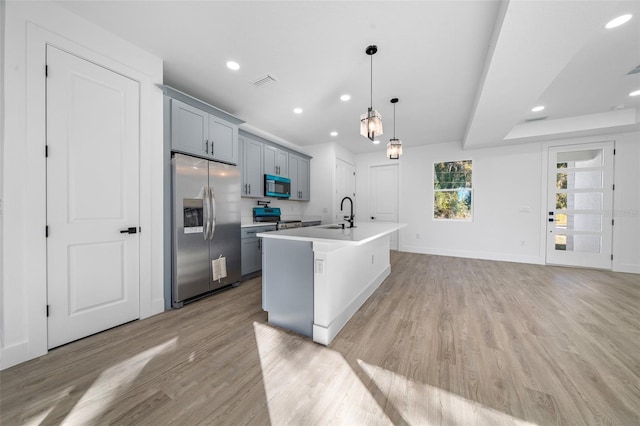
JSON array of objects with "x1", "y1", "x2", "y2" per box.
[{"x1": 340, "y1": 196, "x2": 355, "y2": 228}]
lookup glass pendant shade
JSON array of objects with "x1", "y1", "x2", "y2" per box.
[
  {"x1": 387, "y1": 138, "x2": 403, "y2": 160},
  {"x1": 360, "y1": 108, "x2": 383, "y2": 141}
]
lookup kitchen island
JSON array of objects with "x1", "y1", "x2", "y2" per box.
[{"x1": 257, "y1": 222, "x2": 405, "y2": 345}]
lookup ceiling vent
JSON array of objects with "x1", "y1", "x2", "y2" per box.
[
  {"x1": 524, "y1": 116, "x2": 548, "y2": 122},
  {"x1": 627, "y1": 64, "x2": 640, "y2": 75},
  {"x1": 251, "y1": 74, "x2": 277, "y2": 88}
]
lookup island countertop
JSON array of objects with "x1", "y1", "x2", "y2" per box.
[{"x1": 257, "y1": 222, "x2": 406, "y2": 246}]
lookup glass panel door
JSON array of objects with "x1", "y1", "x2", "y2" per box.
[{"x1": 546, "y1": 142, "x2": 614, "y2": 269}]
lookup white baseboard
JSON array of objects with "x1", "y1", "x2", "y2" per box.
[
  {"x1": 613, "y1": 263, "x2": 640, "y2": 274},
  {"x1": 313, "y1": 265, "x2": 390, "y2": 346},
  {"x1": 0, "y1": 340, "x2": 32, "y2": 371},
  {"x1": 399, "y1": 245, "x2": 543, "y2": 265}
]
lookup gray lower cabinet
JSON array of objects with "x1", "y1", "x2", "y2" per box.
[
  {"x1": 289, "y1": 153, "x2": 310, "y2": 201},
  {"x1": 241, "y1": 225, "x2": 276, "y2": 276},
  {"x1": 169, "y1": 97, "x2": 239, "y2": 165},
  {"x1": 240, "y1": 136, "x2": 264, "y2": 197}
]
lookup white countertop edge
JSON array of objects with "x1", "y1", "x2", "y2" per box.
[
  {"x1": 241, "y1": 222, "x2": 278, "y2": 228},
  {"x1": 257, "y1": 222, "x2": 406, "y2": 246}
]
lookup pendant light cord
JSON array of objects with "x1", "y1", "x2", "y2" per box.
[
  {"x1": 370, "y1": 53, "x2": 373, "y2": 109},
  {"x1": 393, "y1": 103, "x2": 396, "y2": 138}
]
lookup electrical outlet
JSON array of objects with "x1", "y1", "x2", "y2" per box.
[
  {"x1": 323, "y1": 207, "x2": 328, "y2": 213},
  {"x1": 520, "y1": 240, "x2": 526, "y2": 246},
  {"x1": 416, "y1": 233, "x2": 420, "y2": 239}
]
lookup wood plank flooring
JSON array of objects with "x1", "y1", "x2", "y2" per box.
[{"x1": 1, "y1": 252, "x2": 639, "y2": 425}]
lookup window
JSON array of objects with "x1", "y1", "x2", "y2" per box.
[{"x1": 434, "y1": 160, "x2": 473, "y2": 220}]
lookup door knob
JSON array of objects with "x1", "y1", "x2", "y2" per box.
[
  {"x1": 120, "y1": 227, "x2": 137, "y2": 234},
  {"x1": 371, "y1": 216, "x2": 375, "y2": 220}
]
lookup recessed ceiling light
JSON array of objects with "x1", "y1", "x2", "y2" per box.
[
  {"x1": 330, "y1": 131, "x2": 338, "y2": 137},
  {"x1": 340, "y1": 94, "x2": 351, "y2": 102},
  {"x1": 629, "y1": 89, "x2": 640, "y2": 97},
  {"x1": 293, "y1": 108, "x2": 303, "y2": 114},
  {"x1": 605, "y1": 14, "x2": 632, "y2": 29},
  {"x1": 531, "y1": 105, "x2": 545, "y2": 112},
  {"x1": 226, "y1": 61, "x2": 240, "y2": 71},
  {"x1": 372, "y1": 140, "x2": 380, "y2": 145}
]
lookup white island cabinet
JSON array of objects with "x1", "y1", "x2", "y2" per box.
[{"x1": 257, "y1": 222, "x2": 406, "y2": 345}]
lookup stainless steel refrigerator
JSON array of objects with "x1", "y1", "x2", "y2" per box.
[{"x1": 171, "y1": 153, "x2": 241, "y2": 307}]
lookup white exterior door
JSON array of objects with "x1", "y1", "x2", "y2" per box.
[
  {"x1": 546, "y1": 142, "x2": 615, "y2": 269},
  {"x1": 46, "y1": 45, "x2": 141, "y2": 348},
  {"x1": 369, "y1": 164, "x2": 399, "y2": 250}
]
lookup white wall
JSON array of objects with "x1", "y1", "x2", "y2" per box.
[
  {"x1": 0, "y1": 0, "x2": 6, "y2": 349},
  {"x1": 1, "y1": 1, "x2": 164, "y2": 369},
  {"x1": 355, "y1": 131, "x2": 640, "y2": 273}
]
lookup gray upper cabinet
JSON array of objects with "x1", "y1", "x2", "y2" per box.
[
  {"x1": 208, "y1": 115, "x2": 238, "y2": 165},
  {"x1": 171, "y1": 99, "x2": 238, "y2": 164},
  {"x1": 171, "y1": 99, "x2": 208, "y2": 157},
  {"x1": 161, "y1": 85, "x2": 243, "y2": 165},
  {"x1": 240, "y1": 136, "x2": 264, "y2": 198},
  {"x1": 289, "y1": 153, "x2": 310, "y2": 201},
  {"x1": 264, "y1": 144, "x2": 289, "y2": 177},
  {"x1": 237, "y1": 130, "x2": 311, "y2": 201}
]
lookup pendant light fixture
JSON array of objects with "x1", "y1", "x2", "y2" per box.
[
  {"x1": 387, "y1": 98, "x2": 403, "y2": 159},
  {"x1": 360, "y1": 45, "x2": 383, "y2": 141}
]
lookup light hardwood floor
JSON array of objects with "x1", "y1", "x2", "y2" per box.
[{"x1": 1, "y1": 252, "x2": 639, "y2": 425}]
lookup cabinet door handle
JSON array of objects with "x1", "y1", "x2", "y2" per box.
[
  {"x1": 248, "y1": 184, "x2": 251, "y2": 194},
  {"x1": 205, "y1": 140, "x2": 209, "y2": 154},
  {"x1": 244, "y1": 183, "x2": 247, "y2": 194}
]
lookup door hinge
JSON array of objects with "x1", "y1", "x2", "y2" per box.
[
  {"x1": 45, "y1": 225, "x2": 49, "y2": 238},
  {"x1": 139, "y1": 226, "x2": 142, "y2": 233},
  {"x1": 612, "y1": 184, "x2": 615, "y2": 190},
  {"x1": 46, "y1": 305, "x2": 50, "y2": 317},
  {"x1": 613, "y1": 149, "x2": 616, "y2": 155},
  {"x1": 611, "y1": 254, "x2": 614, "y2": 261},
  {"x1": 45, "y1": 65, "x2": 48, "y2": 77},
  {"x1": 45, "y1": 145, "x2": 49, "y2": 158},
  {"x1": 612, "y1": 219, "x2": 615, "y2": 226}
]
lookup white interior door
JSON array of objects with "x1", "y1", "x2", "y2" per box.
[
  {"x1": 46, "y1": 45, "x2": 141, "y2": 349},
  {"x1": 336, "y1": 158, "x2": 355, "y2": 222},
  {"x1": 369, "y1": 164, "x2": 399, "y2": 250},
  {"x1": 546, "y1": 142, "x2": 614, "y2": 269}
]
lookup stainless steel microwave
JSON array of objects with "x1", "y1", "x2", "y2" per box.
[{"x1": 264, "y1": 174, "x2": 291, "y2": 198}]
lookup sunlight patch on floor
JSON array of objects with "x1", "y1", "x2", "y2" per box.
[
  {"x1": 62, "y1": 337, "x2": 178, "y2": 424},
  {"x1": 253, "y1": 322, "x2": 391, "y2": 425},
  {"x1": 22, "y1": 386, "x2": 74, "y2": 426},
  {"x1": 358, "y1": 359, "x2": 539, "y2": 426}
]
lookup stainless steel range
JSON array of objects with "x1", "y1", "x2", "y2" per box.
[{"x1": 253, "y1": 207, "x2": 302, "y2": 230}]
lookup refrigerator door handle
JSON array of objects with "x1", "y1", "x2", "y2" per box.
[
  {"x1": 209, "y1": 186, "x2": 217, "y2": 240},
  {"x1": 203, "y1": 185, "x2": 211, "y2": 240}
]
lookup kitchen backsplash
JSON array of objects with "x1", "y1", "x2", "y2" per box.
[{"x1": 241, "y1": 198, "x2": 321, "y2": 225}]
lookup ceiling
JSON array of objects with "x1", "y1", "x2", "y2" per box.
[{"x1": 55, "y1": 0, "x2": 640, "y2": 154}]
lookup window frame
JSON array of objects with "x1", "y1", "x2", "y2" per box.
[{"x1": 432, "y1": 159, "x2": 474, "y2": 222}]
